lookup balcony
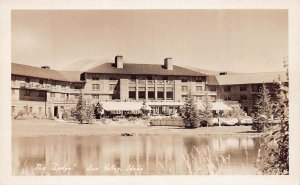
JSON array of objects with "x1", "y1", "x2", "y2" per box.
[{"x1": 20, "y1": 83, "x2": 48, "y2": 90}]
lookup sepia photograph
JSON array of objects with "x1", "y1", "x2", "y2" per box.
[
  {"x1": 9, "y1": 9, "x2": 290, "y2": 176},
  {"x1": 1, "y1": 0, "x2": 300, "y2": 184}
]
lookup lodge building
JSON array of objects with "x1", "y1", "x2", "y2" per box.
[{"x1": 11, "y1": 56, "x2": 287, "y2": 118}]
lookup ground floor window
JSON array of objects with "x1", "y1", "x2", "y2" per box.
[
  {"x1": 129, "y1": 91, "x2": 135, "y2": 99},
  {"x1": 138, "y1": 91, "x2": 145, "y2": 99},
  {"x1": 12, "y1": 106, "x2": 15, "y2": 113},
  {"x1": 166, "y1": 91, "x2": 173, "y2": 100}
]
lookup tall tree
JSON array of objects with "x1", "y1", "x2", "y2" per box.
[
  {"x1": 181, "y1": 91, "x2": 200, "y2": 128},
  {"x1": 256, "y1": 60, "x2": 289, "y2": 174},
  {"x1": 200, "y1": 93, "x2": 213, "y2": 126},
  {"x1": 252, "y1": 83, "x2": 273, "y2": 132},
  {"x1": 74, "y1": 93, "x2": 94, "y2": 124}
]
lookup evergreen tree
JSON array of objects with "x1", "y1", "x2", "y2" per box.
[
  {"x1": 256, "y1": 60, "x2": 289, "y2": 174},
  {"x1": 252, "y1": 83, "x2": 273, "y2": 132},
  {"x1": 74, "y1": 93, "x2": 94, "y2": 124},
  {"x1": 181, "y1": 91, "x2": 200, "y2": 128},
  {"x1": 200, "y1": 93, "x2": 213, "y2": 126}
]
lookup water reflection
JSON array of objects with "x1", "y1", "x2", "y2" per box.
[{"x1": 12, "y1": 135, "x2": 262, "y2": 175}]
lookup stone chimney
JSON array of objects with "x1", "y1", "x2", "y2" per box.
[
  {"x1": 164, "y1": 58, "x2": 173, "y2": 70},
  {"x1": 41, "y1": 66, "x2": 50, "y2": 69},
  {"x1": 115, "y1": 55, "x2": 124, "y2": 69}
]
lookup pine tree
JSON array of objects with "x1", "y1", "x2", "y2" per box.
[
  {"x1": 256, "y1": 60, "x2": 289, "y2": 174},
  {"x1": 75, "y1": 93, "x2": 85, "y2": 124},
  {"x1": 74, "y1": 93, "x2": 94, "y2": 124},
  {"x1": 200, "y1": 93, "x2": 213, "y2": 126},
  {"x1": 181, "y1": 91, "x2": 200, "y2": 128},
  {"x1": 252, "y1": 83, "x2": 273, "y2": 132}
]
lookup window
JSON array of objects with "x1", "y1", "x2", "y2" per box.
[
  {"x1": 131, "y1": 75, "x2": 136, "y2": 80},
  {"x1": 108, "y1": 95, "x2": 113, "y2": 100},
  {"x1": 166, "y1": 87, "x2": 173, "y2": 99},
  {"x1": 24, "y1": 90, "x2": 30, "y2": 96},
  {"x1": 25, "y1": 77, "x2": 30, "y2": 83},
  {"x1": 148, "y1": 87, "x2": 155, "y2": 99},
  {"x1": 138, "y1": 87, "x2": 146, "y2": 99},
  {"x1": 147, "y1": 76, "x2": 152, "y2": 80},
  {"x1": 224, "y1": 86, "x2": 231, "y2": 92},
  {"x1": 39, "y1": 107, "x2": 42, "y2": 114},
  {"x1": 109, "y1": 76, "x2": 117, "y2": 80},
  {"x1": 92, "y1": 84, "x2": 100, "y2": 91},
  {"x1": 157, "y1": 87, "x2": 164, "y2": 99},
  {"x1": 61, "y1": 93, "x2": 65, "y2": 99},
  {"x1": 240, "y1": 85, "x2": 247, "y2": 91},
  {"x1": 181, "y1": 77, "x2": 188, "y2": 82},
  {"x1": 181, "y1": 86, "x2": 188, "y2": 92},
  {"x1": 210, "y1": 96, "x2": 216, "y2": 101},
  {"x1": 38, "y1": 91, "x2": 45, "y2": 97},
  {"x1": 39, "y1": 79, "x2": 44, "y2": 84},
  {"x1": 163, "y1": 76, "x2": 168, "y2": 81},
  {"x1": 29, "y1": 107, "x2": 33, "y2": 113},
  {"x1": 129, "y1": 87, "x2": 136, "y2": 99},
  {"x1": 195, "y1": 96, "x2": 202, "y2": 100},
  {"x1": 92, "y1": 75, "x2": 99, "y2": 80},
  {"x1": 209, "y1": 86, "x2": 217, "y2": 91},
  {"x1": 50, "y1": 92, "x2": 55, "y2": 98},
  {"x1": 240, "y1": 95, "x2": 247, "y2": 100},
  {"x1": 196, "y1": 86, "x2": 202, "y2": 92},
  {"x1": 109, "y1": 84, "x2": 116, "y2": 91},
  {"x1": 12, "y1": 89, "x2": 15, "y2": 95},
  {"x1": 225, "y1": 96, "x2": 231, "y2": 101},
  {"x1": 92, "y1": 94, "x2": 99, "y2": 99},
  {"x1": 182, "y1": 95, "x2": 187, "y2": 100},
  {"x1": 196, "y1": 77, "x2": 205, "y2": 82},
  {"x1": 74, "y1": 94, "x2": 79, "y2": 99},
  {"x1": 12, "y1": 106, "x2": 15, "y2": 113},
  {"x1": 51, "y1": 81, "x2": 57, "y2": 87},
  {"x1": 74, "y1": 84, "x2": 82, "y2": 89},
  {"x1": 61, "y1": 82, "x2": 66, "y2": 90},
  {"x1": 11, "y1": 75, "x2": 16, "y2": 81}
]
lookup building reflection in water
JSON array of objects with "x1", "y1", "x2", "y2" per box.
[{"x1": 12, "y1": 135, "x2": 262, "y2": 175}]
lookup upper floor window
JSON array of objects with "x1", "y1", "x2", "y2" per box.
[
  {"x1": 92, "y1": 84, "x2": 100, "y2": 91},
  {"x1": 50, "y1": 92, "x2": 55, "y2": 98},
  {"x1": 12, "y1": 89, "x2": 15, "y2": 95},
  {"x1": 11, "y1": 75, "x2": 16, "y2": 81},
  {"x1": 181, "y1": 77, "x2": 188, "y2": 82},
  {"x1": 24, "y1": 90, "x2": 30, "y2": 96},
  {"x1": 92, "y1": 94, "x2": 99, "y2": 99},
  {"x1": 147, "y1": 76, "x2": 152, "y2": 80},
  {"x1": 196, "y1": 77, "x2": 205, "y2": 82},
  {"x1": 92, "y1": 75, "x2": 99, "y2": 80},
  {"x1": 224, "y1": 86, "x2": 231, "y2": 92},
  {"x1": 74, "y1": 84, "x2": 82, "y2": 89},
  {"x1": 181, "y1": 86, "x2": 188, "y2": 92},
  {"x1": 39, "y1": 79, "x2": 44, "y2": 84},
  {"x1": 196, "y1": 86, "x2": 202, "y2": 91},
  {"x1": 109, "y1": 76, "x2": 117, "y2": 80},
  {"x1": 38, "y1": 91, "x2": 45, "y2": 97},
  {"x1": 163, "y1": 76, "x2": 168, "y2": 81},
  {"x1": 61, "y1": 93, "x2": 66, "y2": 99},
  {"x1": 25, "y1": 77, "x2": 30, "y2": 83},
  {"x1": 240, "y1": 85, "x2": 247, "y2": 91},
  {"x1": 131, "y1": 75, "x2": 136, "y2": 80}
]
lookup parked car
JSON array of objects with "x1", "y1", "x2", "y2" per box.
[{"x1": 240, "y1": 116, "x2": 253, "y2": 125}]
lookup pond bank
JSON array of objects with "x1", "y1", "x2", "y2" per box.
[{"x1": 12, "y1": 119, "x2": 262, "y2": 137}]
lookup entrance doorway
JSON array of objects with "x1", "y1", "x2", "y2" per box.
[{"x1": 54, "y1": 106, "x2": 58, "y2": 118}]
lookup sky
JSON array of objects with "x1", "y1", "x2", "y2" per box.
[{"x1": 11, "y1": 10, "x2": 288, "y2": 73}]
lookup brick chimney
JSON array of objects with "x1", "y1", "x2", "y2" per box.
[
  {"x1": 115, "y1": 55, "x2": 124, "y2": 69},
  {"x1": 41, "y1": 66, "x2": 50, "y2": 69},
  {"x1": 164, "y1": 58, "x2": 173, "y2": 70}
]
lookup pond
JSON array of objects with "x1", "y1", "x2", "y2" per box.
[{"x1": 12, "y1": 135, "x2": 262, "y2": 175}]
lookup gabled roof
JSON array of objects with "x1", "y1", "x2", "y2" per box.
[
  {"x1": 86, "y1": 63, "x2": 206, "y2": 76},
  {"x1": 208, "y1": 71, "x2": 287, "y2": 85},
  {"x1": 12, "y1": 63, "x2": 70, "y2": 82}
]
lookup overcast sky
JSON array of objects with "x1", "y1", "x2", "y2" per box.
[{"x1": 11, "y1": 10, "x2": 288, "y2": 73}]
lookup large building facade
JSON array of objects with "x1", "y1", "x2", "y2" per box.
[{"x1": 11, "y1": 56, "x2": 287, "y2": 118}]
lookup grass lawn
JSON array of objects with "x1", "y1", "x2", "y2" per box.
[{"x1": 12, "y1": 119, "x2": 261, "y2": 137}]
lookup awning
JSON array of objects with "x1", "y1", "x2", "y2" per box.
[{"x1": 102, "y1": 102, "x2": 143, "y2": 111}]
